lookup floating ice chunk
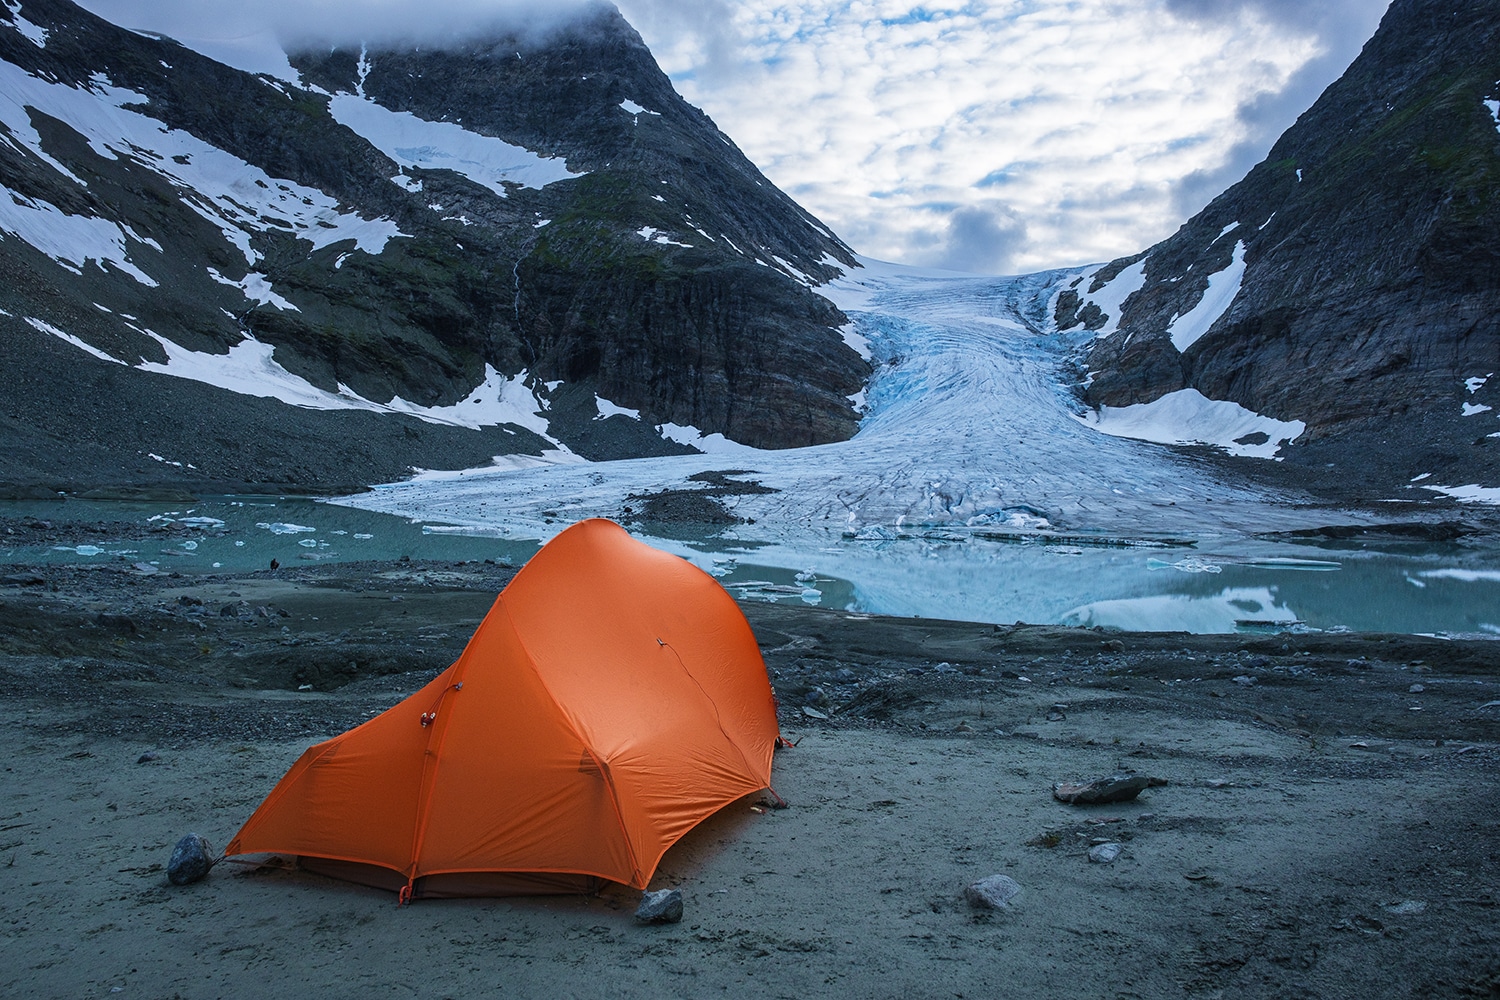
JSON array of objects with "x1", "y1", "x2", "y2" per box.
[
  {"x1": 176, "y1": 516, "x2": 225, "y2": 528},
  {"x1": 1417, "y1": 568, "x2": 1500, "y2": 583},
  {"x1": 256, "y1": 522, "x2": 315, "y2": 534},
  {"x1": 297, "y1": 538, "x2": 319, "y2": 548},
  {"x1": 594, "y1": 395, "x2": 641, "y2": 420},
  {"x1": 328, "y1": 93, "x2": 581, "y2": 197},
  {"x1": 1077, "y1": 388, "x2": 1304, "y2": 459},
  {"x1": 24, "y1": 316, "x2": 125, "y2": 364},
  {"x1": 1169, "y1": 240, "x2": 1246, "y2": 351},
  {"x1": 1148, "y1": 556, "x2": 1222, "y2": 574},
  {"x1": 353, "y1": 532, "x2": 373, "y2": 539},
  {"x1": 1063, "y1": 586, "x2": 1296, "y2": 634}
]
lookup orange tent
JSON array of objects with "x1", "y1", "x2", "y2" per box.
[{"x1": 225, "y1": 518, "x2": 781, "y2": 900}]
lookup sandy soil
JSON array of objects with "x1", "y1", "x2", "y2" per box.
[{"x1": 2, "y1": 558, "x2": 1499, "y2": 999}]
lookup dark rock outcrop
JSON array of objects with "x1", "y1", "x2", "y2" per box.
[
  {"x1": 0, "y1": 0, "x2": 868, "y2": 492},
  {"x1": 1062, "y1": 0, "x2": 1500, "y2": 492}
]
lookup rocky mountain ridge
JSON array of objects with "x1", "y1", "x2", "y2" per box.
[
  {"x1": 1058, "y1": 0, "x2": 1500, "y2": 496},
  {"x1": 0, "y1": 0, "x2": 868, "y2": 493}
]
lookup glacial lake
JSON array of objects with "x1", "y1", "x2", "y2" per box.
[{"x1": 4, "y1": 495, "x2": 1499, "y2": 638}]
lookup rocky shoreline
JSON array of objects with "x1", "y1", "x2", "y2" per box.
[{"x1": 2, "y1": 545, "x2": 1498, "y2": 997}]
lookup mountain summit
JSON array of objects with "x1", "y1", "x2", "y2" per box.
[
  {"x1": 0, "y1": 0, "x2": 868, "y2": 493},
  {"x1": 1060, "y1": 0, "x2": 1500, "y2": 495}
]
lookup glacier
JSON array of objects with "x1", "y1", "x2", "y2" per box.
[{"x1": 329, "y1": 259, "x2": 1457, "y2": 630}]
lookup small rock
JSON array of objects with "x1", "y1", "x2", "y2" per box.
[
  {"x1": 964, "y1": 874, "x2": 1022, "y2": 910},
  {"x1": 136, "y1": 751, "x2": 158, "y2": 764},
  {"x1": 94, "y1": 612, "x2": 137, "y2": 633},
  {"x1": 801, "y1": 706, "x2": 828, "y2": 720},
  {"x1": 1231, "y1": 675, "x2": 1256, "y2": 686},
  {"x1": 635, "y1": 888, "x2": 683, "y2": 924},
  {"x1": 804, "y1": 687, "x2": 829, "y2": 708},
  {"x1": 176, "y1": 594, "x2": 203, "y2": 607},
  {"x1": 167, "y1": 833, "x2": 213, "y2": 885},
  {"x1": 1100, "y1": 639, "x2": 1125, "y2": 652},
  {"x1": 130, "y1": 562, "x2": 158, "y2": 576},
  {"x1": 834, "y1": 668, "x2": 856, "y2": 682},
  {"x1": 1053, "y1": 774, "x2": 1154, "y2": 805},
  {"x1": 1408, "y1": 684, "x2": 1425, "y2": 694},
  {"x1": 1206, "y1": 778, "x2": 1233, "y2": 789},
  {"x1": 1382, "y1": 899, "x2": 1427, "y2": 915},
  {"x1": 1088, "y1": 842, "x2": 1123, "y2": 864}
]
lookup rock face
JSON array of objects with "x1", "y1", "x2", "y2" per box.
[
  {"x1": 0, "y1": 0, "x2": 867, "y2": 492},
  {"x1": 1061, "y1": 0, "x2": 1500, "y2": 493}
]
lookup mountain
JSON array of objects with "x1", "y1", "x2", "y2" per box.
[
  {"x1": 0, "y1": 0, "x2": 867, "y2": 495},
  {"x1": 1058, "y1": 0, "x2": 1500, "y2": 497}
]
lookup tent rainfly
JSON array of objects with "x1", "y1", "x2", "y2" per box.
[{"x1": 225, "y1": 518, "x2": 782, "y2": 901}]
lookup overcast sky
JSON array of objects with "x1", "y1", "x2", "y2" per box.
[{"x1": 75, "y1": 0, "x2": 1390, "y2": 273}]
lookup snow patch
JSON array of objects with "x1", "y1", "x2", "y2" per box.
[
  {"x1": 0, "y1": 62, "x2": 403, "y2": 265},
  {"x1": 6, "y1": 5, "x2": 47, "y2": 47},
  {"x1": 24, "y1": 315, "x2": 125, "y2": 364},
  {"x1": 1486, "y1": 98, "x2": 1500, "y2": 131},
  {"x1": 1465, "y1": 374, "x2": 1491, "y2": 394},
  {"x1": 131, "y1": 329, "x2": 559, "y2": 435},
  {"x1": 1169, "y1": 240, "x2": 1246, "y2": 352},
  {"x1": 1421, "y1": 483, "x2": 1500, "y2": 505},
  {"x1": 655, "y1": 422, "x2": 761, "y2": 456},
  {"x1": 1078, "y1": 387, "x2": 1304, "y2": 459},
  {"x1": 0, "y1": 188, "x2": 159, "y2": 286},
  {"x1": 636, "y1": 227, "x2": 692, "y2": 248},
  {"x1": 1462, "y1": 402, "x2": 1493, "y2": 417},
  {"x1": 1077, "y1": 256, "x2": 1148, "y2": 338},
  {"x1": 206, "y1": 268, "x2": 299, "y2": 312},
  {"x1": 327, "y1": 93, "x2": 581, "y2": 198},
  {"x1": 619, "y1": 99, "x2": 660, "y2": 120},
  {"x1": 839, "y1": 320, "x2": 872, "y2": 361},
  {"x1": 594, "y1": 395, "x2": 640, "y2": 421}
]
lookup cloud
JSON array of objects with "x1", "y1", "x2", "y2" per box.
[
  {"x1": 74, "y1": 0, "x2": 597, "y2": 61},
  {"x1": 928, "y1": 204, "x2": 1028, "y2": 275},
  {"x1": 621, "y1": 0, "x2": 1388, "y2": 272},
  {"x1": 73, "y1": 0, "x2": 1390, "y2": 273},
  {"x1": 1163, "y1": 0, "x2": 1391, "y2": 217}
]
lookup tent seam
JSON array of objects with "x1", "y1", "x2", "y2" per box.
[{"x1": 497, "y1": 598, "x2": 647, "y2": 887}]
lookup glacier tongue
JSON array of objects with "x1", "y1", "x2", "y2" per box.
[{"x1": 339, "y1": 258, "x2": 1351, "y2": 545}]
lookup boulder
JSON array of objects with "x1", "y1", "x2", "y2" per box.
[
  {"x1": 1053, "y1": 774, "x2": 1155, "y2": 805},
  {"x1": 167, "y1": 833, "x2": 214, "y2": 885},
  {"x1": 635, "y1": 888, "x2": 684, "y2": 924},
  {"x1": 964, "y1": 874, "x2": 1023, "y2": 910}
]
